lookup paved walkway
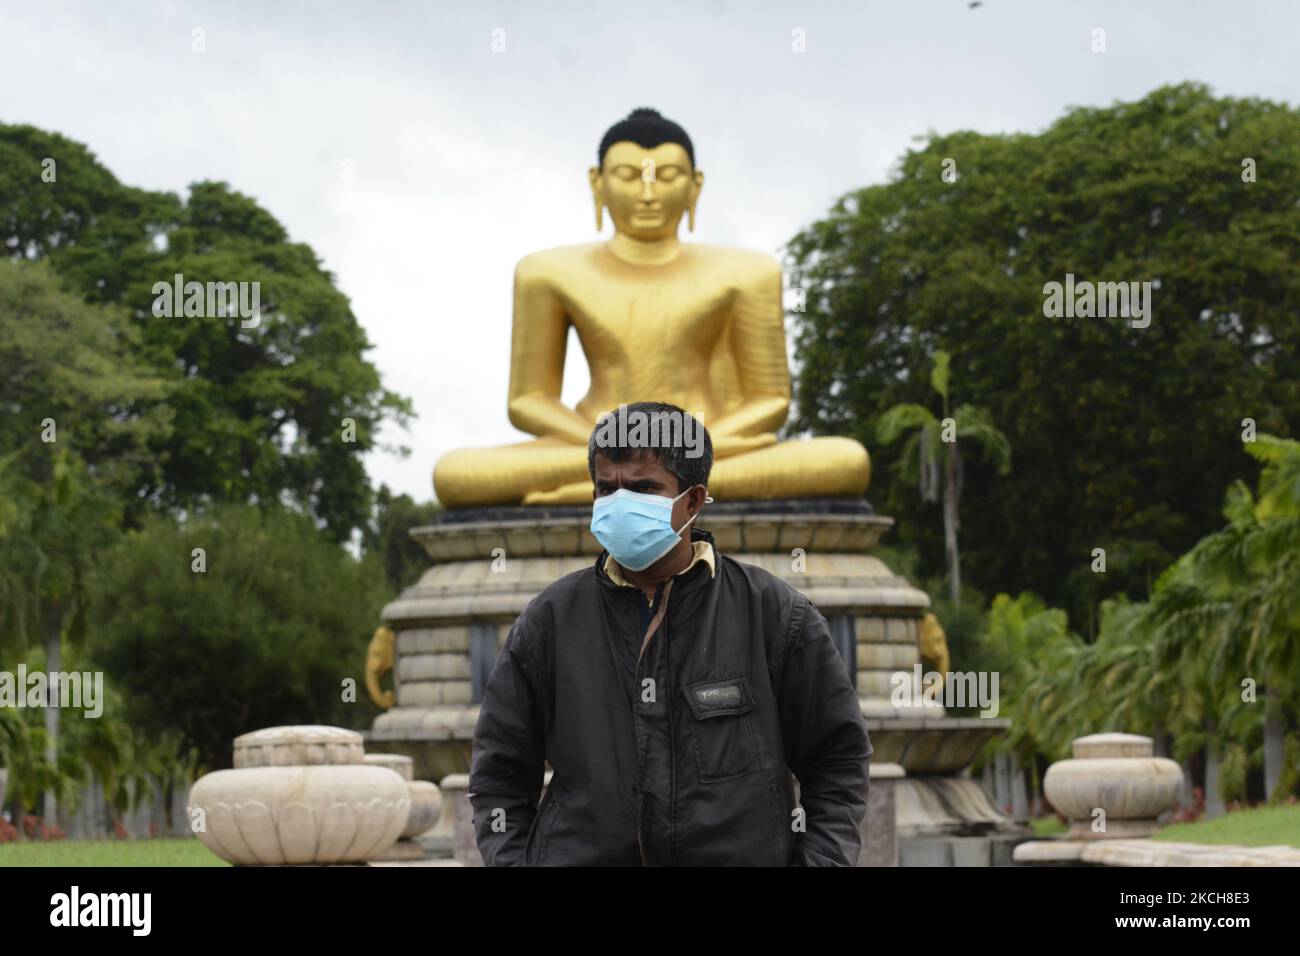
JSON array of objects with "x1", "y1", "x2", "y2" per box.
[
  {"x1": 1015, "y1": 838, "x2": 1300, "y2": 866},
  {"x1": 368, "y1": 858, "x2": 464, "y2": 866}
]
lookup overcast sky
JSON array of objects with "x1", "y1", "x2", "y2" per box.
[{"x1": 2, "y1": 0, "x2": 1296, "y2": 505}]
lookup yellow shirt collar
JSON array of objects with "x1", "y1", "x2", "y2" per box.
[{"x1": 604, "y1": 540, "x2": 716, "y2": 594}]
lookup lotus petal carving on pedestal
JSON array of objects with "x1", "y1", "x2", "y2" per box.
[{"x1": 189, "y1": 766, "x2": 410, "y2": 865}]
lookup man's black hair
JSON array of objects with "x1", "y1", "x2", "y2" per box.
[
  {"x1": 598, "y1": 108, "x2": 695, "y2": 169},
  {"x1": 587, "y1": 401, "x2": 713, "y2": 492}
]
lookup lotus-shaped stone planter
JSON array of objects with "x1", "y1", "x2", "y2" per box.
[
  {"x1": 189, "y1": 726, "x2": 410, "y2": 865},
  {"x1": 233, "y1": 724, "x2": 365, "y2": 768},
  {"x1": 363, "y1": 753, "x2": 443, "y2": 839},
  {"x1": 1043, "y1": 733, "x2": 1182, "y2": 840}
]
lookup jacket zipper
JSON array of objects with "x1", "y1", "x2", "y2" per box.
[
  {"x1": 636, "y1": 635, "x2": 648, "y2": 865},
  {"x1": 633, "y1": 580, "x2": 673, "y2": 866},
  {"x1": 664, "y1": 603, "x2": 675, "y2": 865},
  {"x1": 635, "y1": 609, "x2": 649, "y2": 866}
]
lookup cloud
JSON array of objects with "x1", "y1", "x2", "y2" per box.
[{"x1": 2, "y1": 0, "x2": 1297, "y2": 503}]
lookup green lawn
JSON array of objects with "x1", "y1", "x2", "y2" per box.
[
  {"x1": 5, "y1": 804, "x2": 1297, "y2": 864},
  {"x1": 1151, "y1": 803, "x2": 1300, "y2": 848},
  {"x1": 1026, "y1": 805, "x2": 1300, "y2": 848},
  {"x1": 0, "y1": 838, "x2": 228, "y2": 867},
  {"x1": 1031, "y1": 815, "x2": 1068, "y2": 836}
]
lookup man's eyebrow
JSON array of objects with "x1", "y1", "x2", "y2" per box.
[{"x1": 594, "y1": 474, "x2": 662, "y2": 491}]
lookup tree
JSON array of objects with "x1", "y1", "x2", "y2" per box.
[
  {"x1": 0, "y1": 259, "x2": 170, "y2": 499},
  {"x1": 0, "y1": 453, "x2": 121, "y2": 822},
  {"x1": 876, "y1": 350, "x2": 1010, "y2": 602},
  {"x1": 0, "y1": 642, "x2": 166, "y2": 830},
  {"x1": 786, "y1": 83, "x2": 1300, "y2": 628},
  {"x1": 1142, "y1": 435, "x2": 1300, "y2": 804},
  {"x1": 0, "y1": 258, "x2": 166, "y2": 821},
  {"x1": 0, "y1": 705, "x2": 31, "y2": 814},
  {"x1": 90, "y1": 504, "x2": 391, "y2": 771},
  {"x1": 363, "y1": 486, "x2": 441, "y2": 594},
  {"x1": 1002, "y1": 435, "x2": 1300, "y2": 812},
  {"x1": 1, "y1": 125, "x2": 411, "y2": 539}
]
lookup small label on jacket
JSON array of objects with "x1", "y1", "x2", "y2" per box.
[
  {"x1": 686, "y1": 677, "x2": 752, "y2": 718},
  {"x1": 697, "y1": 685, "x2": 741, "y2": 703}
]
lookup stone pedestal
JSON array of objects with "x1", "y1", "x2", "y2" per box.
[
  {"x1": 440, "y1": 768, "x2": 554, "y2": 867},
  {"x1": 362, "y1": 753, "x2": 444, "y2": 862},
  {"x1": 440, "y1": 773, "x2": 484, "y2": 867},
  {"x1": 1016, "y1": 733, "x2": 1185, "y2": 866},
  {"x1": 363, "y1": 754, "x2": 443, "y2": 838},
  {"x1": 860, "y1": 762, "x2": 903, "y2": 866},
  {"x1": 188, "y1": 726, "x2": 410, "y2": 865},
  {"x1": 1043, "y1": 732, "x2": 1183, "y2": 840},
  {"x1": 366, "y1": 500, "x2": 1023, "y2": 865}
]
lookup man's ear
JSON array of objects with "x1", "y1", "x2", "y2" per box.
[{"x1": 687, "y1": 484, "x2": 709, "y2": 514}]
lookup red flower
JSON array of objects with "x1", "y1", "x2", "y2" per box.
[{"x1": 39, "y1": 823, "x2": 66, "y2": 842}]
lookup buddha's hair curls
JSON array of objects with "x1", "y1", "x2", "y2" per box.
[{"x1": 598, "y1": 107, "x2": 695, "y2": 169}]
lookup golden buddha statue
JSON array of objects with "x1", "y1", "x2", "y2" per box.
[{"x1": 434, "y1": 108, "x2": 871, "y2": 507}]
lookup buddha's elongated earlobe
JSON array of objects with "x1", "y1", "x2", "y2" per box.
[
  {"x1": 688, "y1": 169, "x2": 704, "y2": 233},
  {"x1": 588, "y1": 166, "x2": 605, "y2": 232}
]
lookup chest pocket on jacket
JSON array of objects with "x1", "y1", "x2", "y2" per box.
[{"x1": 683, "y1": 675, "x2": 758, "y2": 783}]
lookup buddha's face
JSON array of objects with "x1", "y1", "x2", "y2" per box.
[{"x1": 589, "y1": 141, "x2": 704, "y2": 241}]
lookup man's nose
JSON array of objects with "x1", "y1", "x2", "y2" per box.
[{"x1": 639, "y1": 175, "x2": 658, "y2": 201}]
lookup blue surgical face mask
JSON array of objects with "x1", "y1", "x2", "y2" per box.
[{"x1": 591, "y1": 485, "x2": 707, "y2": 572}]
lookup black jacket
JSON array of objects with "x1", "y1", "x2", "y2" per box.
[{"x1": 468, "y1": 527, "x2": 873, "y2": 865}]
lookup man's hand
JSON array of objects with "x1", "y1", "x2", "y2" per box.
[
  {"x1": 469, "y1": 622, "x2": 547, "y2": 865},
  {"x1": 779, "y1": 599, "x2": 872, "y2": 865}
]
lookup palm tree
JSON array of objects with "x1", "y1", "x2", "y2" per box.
[
  {"x1": 876, "y1": 350, "x2": 1011, "y2": 603},
  {"x1": 0, "y1": 451, "x2": 118, "y2": 823},
  {"x1": 1141, "y1": 435, "x2": 1300, "y2": 807},
  {"x1": 983, "y1": 435, "x2": 1299, "y2": 819}
]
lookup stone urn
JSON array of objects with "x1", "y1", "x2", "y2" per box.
[
  {"x1": 1043, "y1": 733, "x2": 1182, "y2": 840},
  {"x1": 363, "y1": 753, "x2": 443, "y2": 838},
  {"x1": 189, "y1": 726, "x2": 410, "y2": 865}
]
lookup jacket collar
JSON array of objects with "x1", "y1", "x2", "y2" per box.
[
  {"x1": 604, "y1": 540, "x2": 714, "y2": 587},
  {"x1": 595, "y1": 527, "x2": 718, "y2": 594}
]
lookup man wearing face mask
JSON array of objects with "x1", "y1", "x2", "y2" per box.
[{"x1": 469, "y1": 401, "x2": 872, "y2": 866}]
